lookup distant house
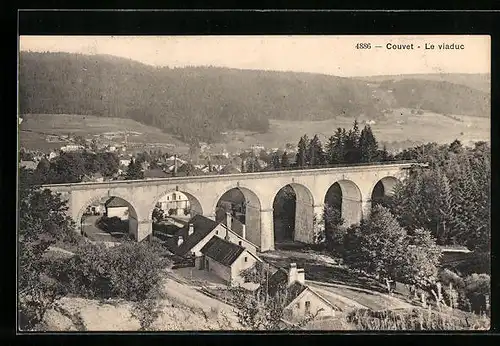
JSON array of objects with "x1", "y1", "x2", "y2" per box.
[
  {"x1": 48, "y1": 151, "x2": 59, "y2": 161},
  {"x1": 157, "y1": 191, "x2": 190, "y2": 216},
  {"x1": 19, "y1": 160, "x2": 37, "y2": 170},
  {"x1": 60, "y1": 144, "x2": 84, "y2": 152},
  {"x1": 219, "y1": 164, "x2": 241, "y2": 175},
  {"x1": 119, "y1": 159, "x2": 131, "y2": 167},
  {"x1": 199, "y1": 236, "x2": 262, "y2": 287},
  {"x1": 265, "y1": 263, "x2": 339, "y2": 322},
  {"x1": 82, "y1": 172, "x2": 104, "y2": 183},
  {"x1": 144, "y1": 168, "x2": 169, "y2": 179},
  {"x1": 105, "y1": 197, "x2": 130, "y2": 219}
]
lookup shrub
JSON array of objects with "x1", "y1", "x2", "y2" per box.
[
  {"x1": 346, "y1": 308, "x2": 489, "y2": 331},
  {"x1": 463, "y1": 273, "x2": 490, "y2": 314},
  {"x1": 53, "y1": 240, "x2": 170, "y2": 302}
]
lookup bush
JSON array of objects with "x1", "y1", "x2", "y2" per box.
[
  {"x1": 346, "y1": 308, "x2": 489, "y2": 330},
  {"x1": 463, "y1": 273, "x2": 490, "y2": 314},
  {"x1": 53, "y1": 240, "x2": 170, "y2": 302}
]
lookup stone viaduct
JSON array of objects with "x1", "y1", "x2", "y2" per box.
[{"x1": 43, "y1": 161, "x2": 417, "y2": 252}]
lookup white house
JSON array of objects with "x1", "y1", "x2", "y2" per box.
[
  {"x1": 119, "y1": 159, "x2": 131, "y2": 167},
  {"x1": 199, "y1": 236, "x2": 262, "y2": 287},
  {"x1": 60, "y1": 145, "x2": 84, "y2": 152},
  {"x1": 157, "y1": 191, "x2": 191, "y2": 216},
  {"x1": 266, "y1": 263, "x2": 340, "y2": 322},
  {"x1": 105, "y1": 197, "x2": 130, "y2": 219},
  {"x1": 169, "y1": 215, "x2": 258, "y2": 260}
]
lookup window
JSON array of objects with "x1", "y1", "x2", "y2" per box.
[
  {"x1": 296, "y1": 302, "x2": 300, "y2": 309},
  {"x1": 305, "y1": 301, "x2": 311, "y2": 312},
  {"x1": 238, "y1": 241, "x2": 242, "y2": 246},
  {"x1": 216, "y1": 230, "x2": 218, "y2": 235},
  {"x1": 244, "y1": 257, "x2": 248, "y2": 262}
]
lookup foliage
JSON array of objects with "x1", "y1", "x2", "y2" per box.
[
  {"x1": 152, "y1": 206, "x2": 165, "y2": 224},
  {"x1": 307, "y1": 135, "x2": 325, "y2": 166},
  {"x1": 390, "y1": 141, "x2": 490, "y2": 252},
  {"x1": 359, "y1": 125, "x2": 378, "y2": 162},
  {"x1": 346, "y1": 307, "x2": 490, "y2": 331},
  {"x1": 53, "y1": 240, "x2": 170, "y2": 302},
  {"x1": 323, "y1": 205, "x2": 346, "y2": 253},
  {"x1": 342, "y1": 205, "x2": 441, "y2": 292},
  {"x1": 18, "y1": 168, "x2": 81, "y2": 330},
  {"x1": 463, "y1": 273, "x2": 490, "y2": 314},
  {"x1": 125, "y1": 158, "x2": 144, "y2": 180},
  {"x1": 295, "y1": 135, "x2": 308, "y2": 168},
  {"x1": 32, "y1": 151, "x2": 120, "y2": 184},
  {"x1": 130, "y1": 286, "x2": 165, "y2": 331}
]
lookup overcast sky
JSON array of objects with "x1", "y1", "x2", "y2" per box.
[{"x1": 19, "y1": 35, "x2": 490, "y2": 77}]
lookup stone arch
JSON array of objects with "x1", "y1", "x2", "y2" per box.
[
  {"x1": 324, "y1": 180, "x2": 363, "y2": 226},
  {"x1": 370, "y1": 176, "x2": 400, "y2": 208},
  {"x1": 148, "y1": 189, "x2": 204, "y2": 221},
  {"x1": 213, "y1": 185, "x2": 262, "y2": 248},
  {"x1": 273, "y1": 183, "x2": 315, "y2": 245},
  {"x1": 77, "y1": 193, "x2": 139, "y2": 239}
]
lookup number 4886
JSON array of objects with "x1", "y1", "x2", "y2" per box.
[{"x1": 356, "y1": 43, "x2": 371, "y2": 49}]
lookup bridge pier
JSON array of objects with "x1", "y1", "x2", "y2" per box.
[
  {"x1": 362, "y1": 199, "x2": 372, "y2": 220},
  {"x1": 259, "y1": 208, "x2": 275, "y2": 252},
  {"x1": 136, "y1": 220, "x2": 152, "y2": 242}
]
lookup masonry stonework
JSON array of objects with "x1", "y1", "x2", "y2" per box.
[{"x1": 44, "y1": 163, "x2": 411, "y2": 252}]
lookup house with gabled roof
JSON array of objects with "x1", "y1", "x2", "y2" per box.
[
  {"x1": 265, "y1": 263, "x2": 340, "y2": 322},
  {"x1": 168, "y1": 214, "x2": 258, "y2": 260},
  {"x1": 199, "y1": 236, "x2": 262, "y2": 287}
]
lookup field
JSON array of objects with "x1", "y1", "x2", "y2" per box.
[
  {"x1": 19, "y1": 114, "x2": 190, "y2": 153},
  {"x1": 19, "y1": 110, "x2": 490, "y2": 154},
  {"x1": 220, "y1": 109, "x2": 490, "y2": 152}
]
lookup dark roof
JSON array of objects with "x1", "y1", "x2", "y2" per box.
[
  {"x1": 265, "y1": 267, "x2": 307, "y2": 306},
  {"x1": 219, "y1": 164, "x2": 241, "y2": 174},
  {"x1": 105, "y1": 197, "x2": 129, "y2": 208},
  {"x1": 169, "y1": 215, "x2": 219, "y2": 256},
  {"x1": 200, "y1": 236, "x2": 245, "y2": 267},
  {"x1": 144, "y1": 168, "x2": 168, "y2": 178}
]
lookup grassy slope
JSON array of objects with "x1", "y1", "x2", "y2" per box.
[{"x1": 357, "y1": 73, "x2": 491, "y2": 93}]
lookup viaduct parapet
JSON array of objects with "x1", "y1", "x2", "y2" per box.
[{"x1": 44, "y1": 162, "x2": 418, "y2": 252}]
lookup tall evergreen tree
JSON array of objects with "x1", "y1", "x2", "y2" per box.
[
  {"x1": 326, "y1": 127, "x2": 346, "y2": 164},
  {"x1": 281, "y1": 151, "x2": 289, "y2": 168},
  {"x1": 125, "y1": 158, "x2": 144, "y2": 180},
  {"x1": 343, "y1": 120, "x2": 361, "y2": 163},
  {"x1": 308, "y1": 135, "x2": 325, "y2": 166},
  {"x1": 296, "y1": 135, "x2": 308, "y2": 168},
  {"x1": 359, "y1": 125, "x2": 379, "y2": 162},
  {"x1": 271, "y1": 152, "x2": 281, "y2": 170}
]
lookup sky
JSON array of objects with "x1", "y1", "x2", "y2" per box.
[{"x1": 19, "y1": 35, "x2": 490, "y2": 77}]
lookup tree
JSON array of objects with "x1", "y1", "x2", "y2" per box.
[
  {"x1": 296, "y1": 135, "x2": 308, "y2": 168},
  {"x1": 18, "y1": 168, "x2": 80, "y2": 330},
  {"x1": 342, "y1": 205, "x2": 409, "y2": 288},
  {"x1": 152, "y1": 206, "x2": 165, "y2": 224},
  {"x1": 343, "y1": 121, "x2": 361, "y2": 163},
  {"x1": 281, "y1": 151, "x2": 290, "y2": 168},
  {"x1": 323, "y1": 205, "x2": 345, "y2": 253},
  {"x1": 271, "y1": 152, "x2": 281, "y2": 170},
  {"x1": 125, "y1": 158, "x2": 144, "y2": 180},
  {"x1": 359, "y1": 125, "x2": 379, "y2": 163},
  {"x1": 308, "y1": 135, "x2": 325, "y2": 166},
  {"x1": 396, "y1": 228, "x2": 442, "y2": 291}
]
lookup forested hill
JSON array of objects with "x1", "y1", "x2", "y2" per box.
[{"x1": 19, "y1": 52, "x2": 490, "y2": 143}]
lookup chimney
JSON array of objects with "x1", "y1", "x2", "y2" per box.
[
  {"x1": 188, "y1": 223, "x2": 194, "y2": 236},
  {"x1": 177, "y1": 235, "x2": 184, "y2": 247},
  {"x1": 288, "y1": 263, "x2": 297, "y2": 286},
  {"x1": 297, "y1": 268, "x2": 305, "y2": 285},
  {"x1": 241, "y1": 224, "x2": 246, "y2": 240},
  {"x1": 226, "y1": 212, "x2": 232, "y2": 229}
]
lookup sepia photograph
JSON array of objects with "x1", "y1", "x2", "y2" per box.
[{"x1": 17, "y1": 35, "x2": 491, "y2": 332}]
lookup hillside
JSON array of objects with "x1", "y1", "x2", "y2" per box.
[
  {"x1": 357, "y1": 73, "x2": 491, "y2": 93},
  {"x1": 19, "y1": 52, "x2": 490, "y2": 145}
]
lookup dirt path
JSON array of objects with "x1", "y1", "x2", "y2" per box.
[{"x1": 307, "y1": 280, "x2": 415, "y2": 311}]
